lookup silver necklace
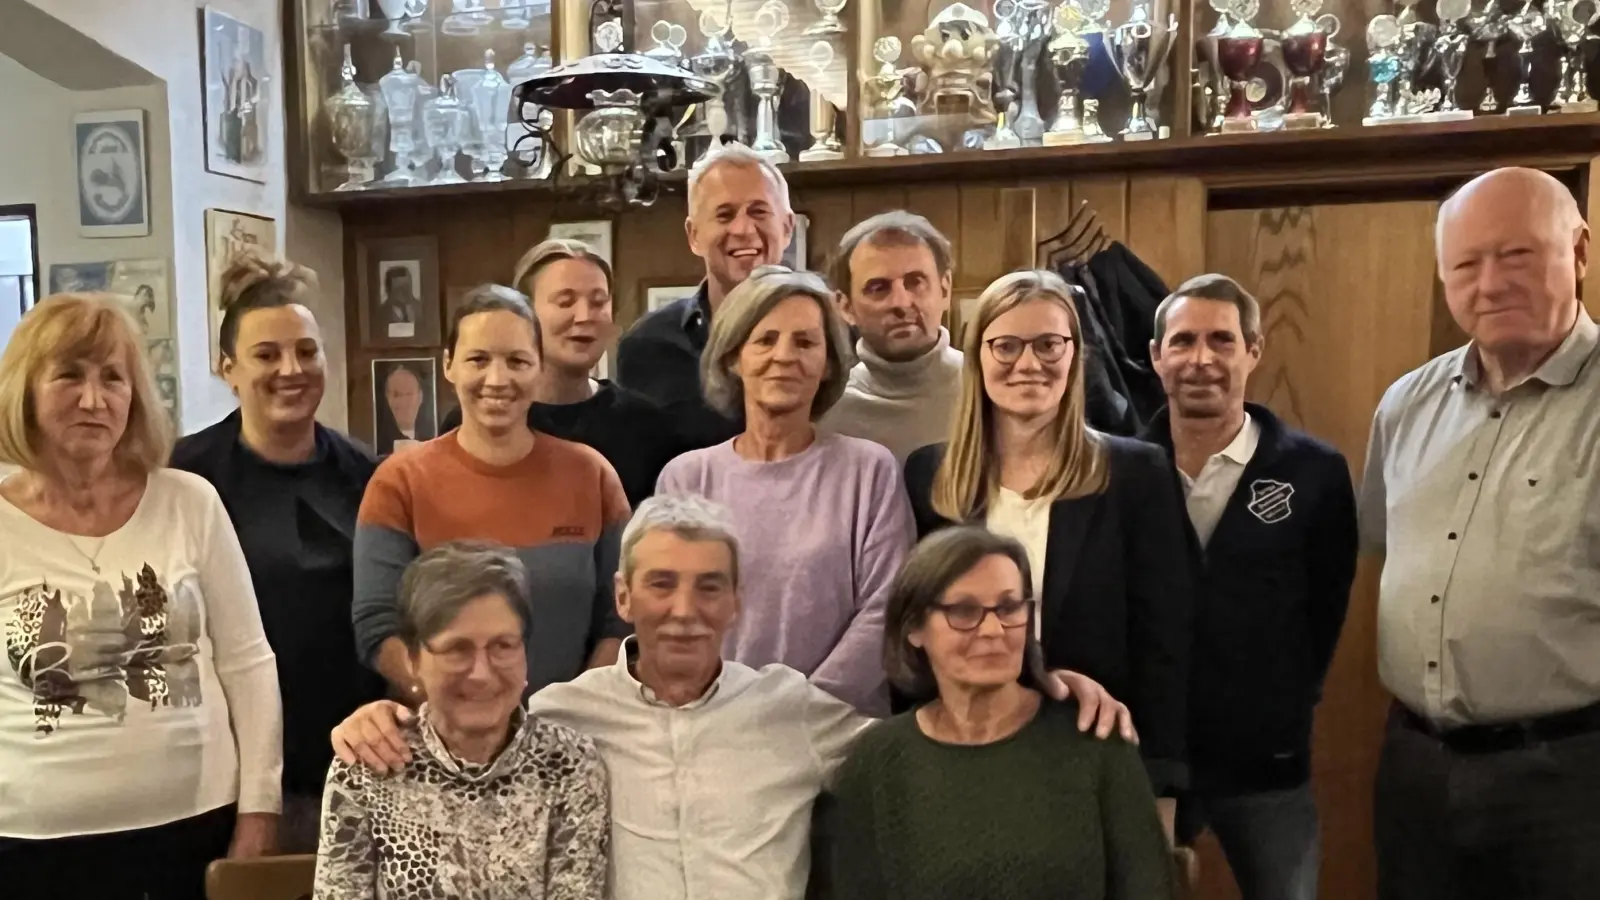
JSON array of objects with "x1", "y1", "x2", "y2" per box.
[{"x1": 63, "y1": 535, "x2": 108, "y2": 574}]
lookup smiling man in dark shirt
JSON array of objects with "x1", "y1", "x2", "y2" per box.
[
  {"x1": 1143, "y1": 273, "x2": 1358, "y2": 900},
  {"x1": 615, "y1": 141, "x2": 795, "y2": 450}
]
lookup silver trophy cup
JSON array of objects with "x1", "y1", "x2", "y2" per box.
[{"x1": 1109, "y1": 1, "x2": 1180, "y2": 138}]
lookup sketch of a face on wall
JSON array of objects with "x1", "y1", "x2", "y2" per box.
[{"x1": 377, "y1": 260, "x2": 423, "y2": 338}]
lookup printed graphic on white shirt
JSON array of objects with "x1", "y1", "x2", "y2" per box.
[
  {"x1": 4, "y1": 565, "x2": 203, "y2": 735},
  {"x1": 1247, "y1": 479, "x2": 1294, "y2": 524}
]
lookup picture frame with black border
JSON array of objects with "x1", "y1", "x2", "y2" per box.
[
  {"x1": 358, "y1": 236, "x2": 441, "y2": 349},
  {"x1": 371, "y1": 357, "x2": 439, "y2": 456}
]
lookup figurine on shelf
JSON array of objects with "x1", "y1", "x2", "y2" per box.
[
  {"x1": 911, "y1": 3, "x2": 999, "y2": 124},
  {"x1": 799, "y1": 41, "x2": 845, "y2": 161}
]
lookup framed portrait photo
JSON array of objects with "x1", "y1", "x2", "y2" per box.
[
  {"x1": 371, "y1": 357, "x2": 439, "y2": 456},
  {"x1": 74, "y1": 110, "x2": 150, "y2": 238},
  {"x1": 202, "y1": 6, "x2": 271, "y2": 183},
  {"x1": 547, "y1": 220, "x2": 613, "y2": 266},
  {"x1": 357, "y1": 236, "x2": 441, "y2": 349},
  {"x1": 205, "y1": 208, "x2": 277, "y2": 371}
]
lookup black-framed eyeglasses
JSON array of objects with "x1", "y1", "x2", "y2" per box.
[
  {"x1": 423, "y1": 637, "x2": 526, "y2": 674},
  {"x1": 984, "y1": 334, "x2": 1074, "y2": 365},
  {"x1": 934, "y1": 598, "x2": 1035, "y2": 632}
]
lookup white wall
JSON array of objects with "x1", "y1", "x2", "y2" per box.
[
  {"x1": 286, "y1": 204, "x2": 348, "y2": 429},
  {"x1": 16, "y1": 0, "x2": 288, "y2": 434}
]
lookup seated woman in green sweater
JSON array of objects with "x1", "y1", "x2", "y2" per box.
[{"x1": 828, "y1": 526, "x2": 1175, "y2": 900}]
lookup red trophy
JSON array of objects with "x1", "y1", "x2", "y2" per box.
[
  {"x1": 1281, "y1": 0, "x2": 1329, "y2": 128},
  {"x1": 1216, "y1": 18, "x2": 1264, "y2": 133}
]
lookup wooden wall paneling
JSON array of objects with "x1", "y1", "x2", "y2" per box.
[
  {"x1": 1068, "y1": 177, "x2": 1130, "y2": 244},
  {"x1": 1584, "y1": 156, "x2": 1600, "y2": 317},
  {"x1": 910, "y1": 183, "x2": 963, "y2": 258},
  {"x1": 998, "y1": 187, "x2": 1038, "y2": 275},
  {"x1": 1126, "y1": 176, "x2": 1207, "y2": 288},
  {"x1": 1027, "y1": 178, "x2": 1076, "y2": 263},
  {"x1": 851, "y1": 185, "x2": 909, "y2": 220},
  {"x1": 1202, "y1": 199, "x2": 1440, "y2": 900},
  {"x1": 614, "y1": 198, "x2": 697, "y2": 325},
  {"x1": 957, "y1": 184, "x2": 1006, "y2": 292},
  {"x1": 794, "y1": 187, "x2": 856, "y2": 276}
]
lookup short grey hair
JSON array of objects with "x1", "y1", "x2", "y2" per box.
[
  {"x1": 620, "y1": 494, "x2": 742, "y2": 587},
  {"x1": 687, "y1": 141, "x2": 791, "y2": 214},
  {"x1": 1152, "y1": 273, "x2": 1262, "y2": 346},
  {"x1": 700, "y1": 265, "x2": 854, "y2": 420},
  {"x1": 397, "y1": 540, "x2": 530, "y2": 650}
]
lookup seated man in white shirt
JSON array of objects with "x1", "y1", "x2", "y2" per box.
[{"x1": 331, "y1": 494, "x2": 1135, "y2": 900}]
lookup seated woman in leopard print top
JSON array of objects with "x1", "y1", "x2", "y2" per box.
[{"x1": 314, "y1": 541, "x2": 610, "y2": 899}]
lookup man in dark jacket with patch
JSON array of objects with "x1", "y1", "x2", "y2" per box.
[{"x1": 1143, "y1": 273, "x2": 1358, "y2": 900}]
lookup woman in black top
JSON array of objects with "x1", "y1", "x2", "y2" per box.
[
  {"x1": 437, "y1": 238, "x2": 682, "y2": 506},
  {"x1": 902, "y1": 269, "x2": 1194, "y2": 837},
  {"x1": 170, "y1": 253, "x2": 385, "y2": 853}
]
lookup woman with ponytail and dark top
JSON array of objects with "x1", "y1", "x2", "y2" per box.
[{"x1": 170, "y1": 254, "x2": 386, "y2": 852}]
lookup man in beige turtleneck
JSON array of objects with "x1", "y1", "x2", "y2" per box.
[{"x1": 820, "y1": 211, "x2": 965, "y2": 462}]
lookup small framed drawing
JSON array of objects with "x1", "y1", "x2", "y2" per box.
[
  {"x1": 205, "y1": 209, "x2": 277, "y2": 370},
  {"x1": 74, "y1": 110, "x2": 150, "y2": 238},
  {"x1": 357, "y1": 236, "x2": 441, "y2": 348},
  {"x1": 372, "y1": 357, "x2": 439, "y2": 456},
  {"x1": 202, "y1": 6, "x2": 271, "y2": 183},
  {"x1": 645, "y1": 284, "x2": 697, "y2": 313},
  {"x1": 547, "y1": 220, "x2": 613, "y2": 266},
  {"x1": 781, "y1": 213, "x2": 810, "y2": 270}
]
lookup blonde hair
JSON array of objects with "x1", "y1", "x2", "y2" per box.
[
  {"x1": 511, "y1": 238, "x2": 614, "y2": 298},
  {"x1": 931, "y1": 270, "x2": 1107, "y2": 521},
  {"x1": 0, "y1": 293, "x2": 174, "y2": 473},
  {"x1": 217, "y1": 251, "x2": 319, "y2": 366},
  {"x1": 700, "y1": 265, "x2": 853, "y2": 420}
]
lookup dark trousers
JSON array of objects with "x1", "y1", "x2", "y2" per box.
[
  {"x1": 1180, "y1": 784, "x2": 1321, "y2": 900},
  {"x1": 0, "y1": 804, "x2": 235, "y2": 900},
  {"x1": 1375, "y1": 707, "x2": 1600, "y2": 900}
]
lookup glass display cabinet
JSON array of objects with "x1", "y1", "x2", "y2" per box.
[{"x1": 288, "y1": 0, "x2": 1600, "y2": 200}]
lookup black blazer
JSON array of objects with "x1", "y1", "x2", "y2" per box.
[{"x1": 904, "y1": 435, "x2": 1194, "y2": 795}]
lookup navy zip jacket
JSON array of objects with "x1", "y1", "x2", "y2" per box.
[{"x1": 1142, "y1": 402, "x2": 1358, "y2": 793}]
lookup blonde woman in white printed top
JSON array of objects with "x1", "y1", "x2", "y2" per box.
[{"x1": 0, "y1": 294, "x2": 283, "y2": 900}]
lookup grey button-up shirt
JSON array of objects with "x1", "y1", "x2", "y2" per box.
[{"x1": 1359, "y1": 310, "x2": 1600, "y2": 727}]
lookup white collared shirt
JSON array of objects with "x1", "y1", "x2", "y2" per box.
[
  {"x1": 527, "y1": 638, "x2": 875, "y2": 900},
  {"x1": 1179, "y1": 413, "x2": 1261, "y2": 548}
]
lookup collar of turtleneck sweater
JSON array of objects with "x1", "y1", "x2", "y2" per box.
[{"x1": 850, "y1": 327, "x2": 963, "y2": 401}]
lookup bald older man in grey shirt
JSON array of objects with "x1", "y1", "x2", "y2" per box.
[{"x1": 1359, "y1": 167, "x2": 1600, "y2": 900}]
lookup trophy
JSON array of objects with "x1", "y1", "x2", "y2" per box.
[
  {"x1": 1197, "y1": 0, "x2": 1245, "y2": 133},
  {"x1": 643, "y1": 20, "x2": 690, "y2": 66},
  {"x1": 376, "y1": 0, "x2": 426, "y2": 40},
  {"x1": 1109, "y1": 0, "x2": 1180, "y2": 139},
  {"x1": 864, "y1": 36, "x2": 913, "y2": 155},
  {"x1": 805, "y1": 0, "x2": 849, "y2": 35},
  {"x1": 1431, "y1": 0, "x2": 1475, "y2": 120},
  {"x1": 800, "y1": 42, "x2": 845, "y2": 160},
  {"x1": 1362, "y1": 14, "x2": 1403, "y2": 123},
  {"x1": 911, "y1": 3, "x2": 998, "y2": 123},
  {"x1": 378, "y1": 50, "x2": 424, "y2": 185},
  {"x1": 1081, "y1": 97, "x2": 1112, "y2": 141},
  {"x1": 1390, "y1": 2, "x2": 1441, "y2": 120},
  {"x1": 1014, "y1": 0, "x2": 1052, "y2": 141},
  {"x1": 1216, "y1": 15, "x2": 1265, "y2": 132},
  {"x1": 1551, "y1": 0, "x2": 1600, "y2": 113},
  {"x1": 466, "y1": 50, "x2": 511, "y2": 180},
  {"x1": 1044, "y1": 2, "x2": 1092, "y2": 145},
  {"x1": 747, "y1": 0, "x2": 791, "y2": 164},
  {"x1": 1505, "y1": 1, "x2": 1547, "y2": 114},
  {"x1": 1469, "y1": 3, "x2": 1508, "y2": 112},
  {"x1": 423, "y1": 74, "x2": 468, "y2": 184},
  {"x1": 988, "y1": 0, "x2": 1025, "y2": 148},
  {"x1": 1319, "y1": 15, "x2": 1348, "y2": 127},
  {"x1": 685, "y1": 12, "x2": 736, "y2": 161},
  {"x1": 326, "y1": 45, "x2": 377, "y2": 191},
  {"x1": 1280, "y1": 0, "x2": 1329, "y2": 128},
  {"x1": 450, "y1": 63, "x2": 490, "y2": 180}
]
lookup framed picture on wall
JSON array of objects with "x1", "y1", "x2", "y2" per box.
[
  {"x1": 201, "y1": 6, "x2": 271, "y2": 183},
  {"x1": 205, "y1": 208, "x2": 277, "y2": 371},
  {"x1": 357, "y1": 236, "x2": 441, "y2": 349},
  {"x1": 371, "y1": 357, "x2": 439, "y2": 456},
  {"x1": 781, "y1": 213, "x2": 810, "y2": 270},
  {"x1": 73, "y1": 110, "x2": 150, "y2": 238},
  {"x1": 547, "y1": 220, "x2": 613, "y2": 265},
  {"x1": 644, "y1": 283, "x2": 697, "y2": 313}
]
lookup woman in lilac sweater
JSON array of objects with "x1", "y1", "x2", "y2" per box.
[{"x1": 656, "y1": 265, "x2": 915, "y2": 715}]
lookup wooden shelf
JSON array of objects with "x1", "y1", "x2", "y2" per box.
[{"x1": 297, "y1": 114, "x2": 1600, "y2": 208}]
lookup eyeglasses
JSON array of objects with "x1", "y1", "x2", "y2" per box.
[
  {"x1": 423, "y1": 637, "x2": 526, "y2": 674},
  {"x1": 934, "y1": 598, "x2": 1035, "y2": 632},
  {"x1": 984, "y1": 334, "x2": 1074, "y2": 365}
]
